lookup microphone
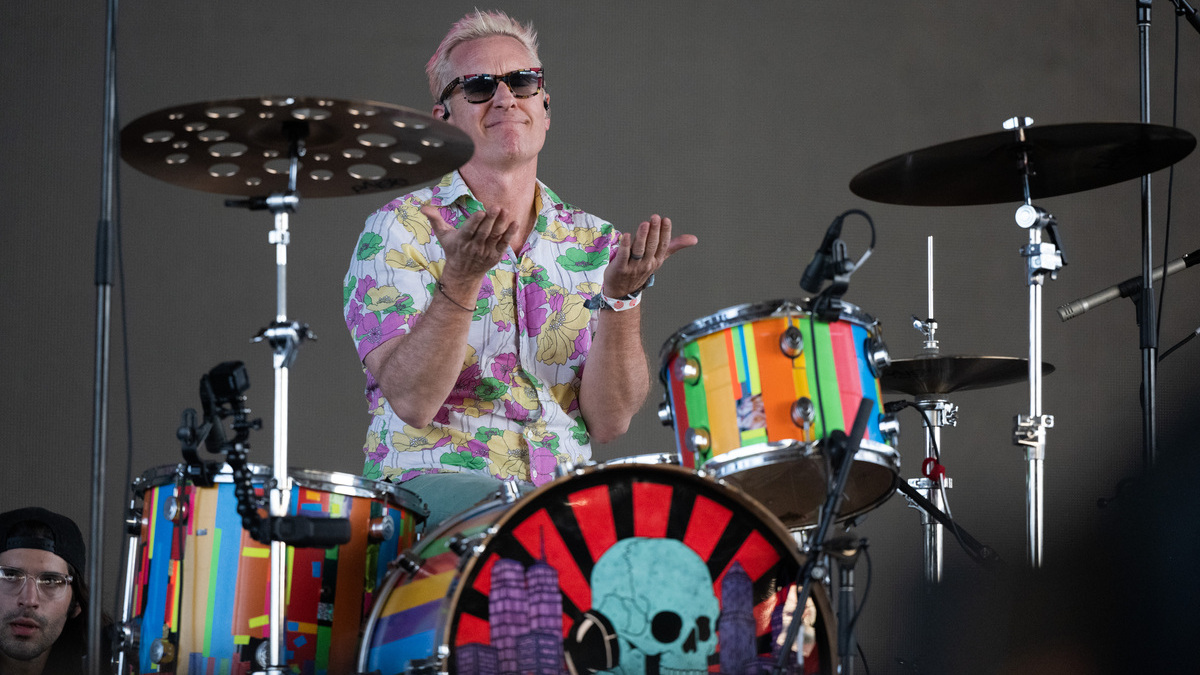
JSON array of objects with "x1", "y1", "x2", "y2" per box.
[
  {"x1": 258, "y1": 515, "x2": 353, "y2": 549},
  {"x1": 800, "y1": 214, "x2": 845, "y2": 293},
  {"x1": 1057, "y1": 247, "x2": 1200, "y2": 321},
  {"x1": 1172, "y1": 0, "x2": 1200, "y2": 36}
]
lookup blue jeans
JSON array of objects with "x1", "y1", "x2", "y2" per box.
[{"x1": 401, "y1": 473, "x2": 532, "y2": 534}]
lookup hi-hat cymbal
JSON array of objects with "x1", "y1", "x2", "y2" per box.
[
  {"x1": 881, "y1": 355, "x2": 1055, "y2": 396},
  {"x1": 849, "y1": 122, "x2": 1195, "y2": 206},
  {"x1": 121, "y1": 96, "x2": 473, "y2": 198}
]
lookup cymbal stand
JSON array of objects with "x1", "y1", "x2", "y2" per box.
[
  {"x1": 1009, "y1": 117, "x2": 1063, "y2": 568},
  {"x1": 906, "y1": 237, "x2": 956, "y2": 584},
  {"x1": 226, "y1": 121, "x2": 314, "y2": 673}
]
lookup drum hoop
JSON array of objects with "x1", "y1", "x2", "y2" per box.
[
  {"x1": 133, "y1": 463, "x2": 427, "y2": 516},
  {"x1": 702, "y1": 438, "x2": 899, "y2": 479},
  {"x1": 431, "y1": 462, "x2": 813, "y2": 672},
  {"x1": 657, "y1": 298, "x2": 879, "y2": 373}
]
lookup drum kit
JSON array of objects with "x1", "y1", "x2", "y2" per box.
[{"x1": 106, "y1": 93, "x2": 1195, "y2": 675}]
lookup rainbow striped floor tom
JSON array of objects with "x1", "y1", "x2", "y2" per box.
[
  {"x1": 659, "y1": 299, "x2": 900, "y2": 530},
  {"x1": 122, "y1": 464, "x2": 425, "y2": 674}
]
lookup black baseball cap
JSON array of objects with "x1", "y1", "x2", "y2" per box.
[{"x1": 0, "y1": 507, "x2": 87, "y2": 575}]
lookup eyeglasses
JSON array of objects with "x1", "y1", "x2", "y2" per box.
[
  {"x1": 438, "y1": 68, "x2": 544, "y2": 105},
  {"x1": 0, "y1": 566, "x2": 73, "y2": 600}
]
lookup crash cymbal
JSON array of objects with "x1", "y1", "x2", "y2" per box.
[
  {"x1": 881, "y1": 355, "x2": 1055, "y2": 396},
  {"x1": 121, "y1": 96, "x2": 473, "y2": 198},
  {"x1": 849, "y1": 122, "x2": 1195, "y2": 206}
]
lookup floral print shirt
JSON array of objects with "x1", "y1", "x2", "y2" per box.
[{"x1": 344, "y1": 171, "x2": 618, "y2": 487}]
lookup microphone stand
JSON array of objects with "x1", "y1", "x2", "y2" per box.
[
  {"x1": 773, "y1": 399, "x2": 874, "y2": 675},
  {"x1": 1136, "y1": 0, "x2": 1160, "y2": 469},
  {"x1": 895, "y1": 481, "x2": 1004, "y2": 569},
  {"x1": 89, "y1": 1, "x2": 119, "y2": 672}
]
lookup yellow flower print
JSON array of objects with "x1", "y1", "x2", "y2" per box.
[
  {"x1": 490, "y1": 271, "x2": 518, "y2": 327},
  {"x1": 394, "y1": 201, "x2": 433, "y2": 244},
  {"x1": 391, "y1": 425, "x2": 452, "y2": 453},
  {"x1": 541, "y1": 218, "x2": 572, "y2": 243},
  {"x1": 536, "y1": 293, "x2": 591, "y2": 365},
  {"x1": 570, "y1": 226, "x2": 599, "y2": 247},
  {"x1": 575, "y1": 281, "x2": 601, "y2": 296},
  {"x1": 486, "y1": 430, "x2": 530, "y2": 481},
  {"x1": 551, "y1": 381, "x2": 579, "y2": 413},
  {"x1": 365, "y1": 285, "x2": 403, "y2": 312},
  {"x1": 385, "y1": 243, "x2": 429, "y2": 272},
  {"x1": 458, "y1": 397, "x2": 496, "y2": 418}
]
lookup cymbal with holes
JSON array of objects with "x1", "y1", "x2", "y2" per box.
[
  {"x1": 849, "y1": 122, "x2": 1195, "y2": 206},
  {"x1": 882, "y1": 355, "x2": 1055, "y2": 396},
  {"x1": 121, "y1": 96, "x2": 473, "y2": 198}
]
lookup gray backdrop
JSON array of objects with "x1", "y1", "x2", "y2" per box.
[{"x1": 3, "y1": 1, "x2": 1199, "y2": 672}]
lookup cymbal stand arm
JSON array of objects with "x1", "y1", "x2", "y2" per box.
[{"x1": 1012, "y1": 168, "x2": 1061, "y2": 568}]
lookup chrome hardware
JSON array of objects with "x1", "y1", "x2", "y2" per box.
[
  {"x1": 657, "y1": 397, "x2": 673, "y2": 426},
  {"x1": 865, "y1": 336, "x2": 891, "y2": 377},
  {"x1": 368, "y1": 515, "x2": 394, "y2": 542},
  {"x1": 779, "y1": 325, "x2": 804, "y2": 358},
  {"x1": 790, "y1": 398, "x2": 815, "y2": 427},
  {"x1": 163, "y1": 496, "x2": 187, "y2": 524},
  {"x1": 672, "y1": 356, "x2": 701, "y2": 384},
  {"x1": 150, "y1": 638, "x2": 176, "y2": 665},
  {"x1": 878, "y1": 413, "x2": 900, "y2": 446},
  {"x1": 685, "y1": 427, "x2": 711, "y2": 455}
]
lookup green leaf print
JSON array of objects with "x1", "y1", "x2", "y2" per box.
[
  {"x1": 557, "y1": 247, "x2": 607, "y2": 272},
  {"x1": 440, "y1": 450, "x2": 487, "y2": 471},
  {"x1": 476, "y1": 378, "x2": 510, "y2": 401},
  {"x1": 363, "y1": 460, "x2": 383, "y2": 481},
  {"x1": 343, "y1": 275, "x2": 357, "y2": 306},
  {"x1": 356, "y1": 232, "x2": 383, "y2": 260}
]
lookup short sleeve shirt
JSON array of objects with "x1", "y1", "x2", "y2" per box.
[{"x1": 344, "y1": 171, "x2": 618, "y2": 487}]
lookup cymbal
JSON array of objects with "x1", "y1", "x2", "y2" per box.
[
  {"x1": 881, "y1": 355, "x2": 1055, "y2": 396},
  {"x1": 849, "y1": 122, "x2": 1195, "y2": 206},
  {"x1": 121, "y1": 96, "x2": 473, "y2": 198}
]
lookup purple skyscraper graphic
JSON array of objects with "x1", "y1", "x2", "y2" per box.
[
  {"x1": 489, "y1": 557, "x2": 531, "y2": 674},
  {"x1": 719, "y1": 561, "x2": 757, "y2": 674}
]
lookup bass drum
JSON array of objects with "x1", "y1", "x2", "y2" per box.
[
  {"x1": 123, "y1": 464, "x2": 425, "y2": 675},
  {"x1": 359, "y1": 462, "x2": 835, "y2": 674}
]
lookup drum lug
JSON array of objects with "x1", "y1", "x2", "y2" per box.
[
  {"x1": 879, "y1": 412, "x2": 901, "y2": 446},
  {"x1": 685, "y1": 427, "x2": 710, "y2": 455},
  {"x1": 164, "y1": 495, "x2": 188, "y2": 525},
  {"x1": 791, "y1": 398, "x2": 815, "y2": 428},
  {"x1": 672, "y1": 356, "x2": 701, "y2": 384},
  {"x1": 865, "y1": 335, "x2": 892, "y2": 378},
  {"x1": 113, "y1": 620, "x2": 140, "y2": 654},
  {"x1": 657, "y1": 397, "x2": 673, "y2": 426},
  {"x1": 391, "y1": 552, "x2": 423, "y2": 575},
  {"x1": 149, "y1": 637, "x2": 176, "y2": 665},
  {"x1": 368, "y1": 514, "x2": 394, "y2": 542},
  {"x1": 780, "y1": 325, "x2": 804, "y2": 358},
  {"x1": 448, "y1": 532, "x2": 487, "y2": 558},
  {"x1": 496, "y1": 480, "x2": 522, "y2": 504}
]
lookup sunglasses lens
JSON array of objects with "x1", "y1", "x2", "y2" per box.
[
  {"x1": 508, "y1": 71, "x2": 541, "y2": 97},
  {"x1": 462, "y1": 75, "x2": 499, "y2": 103}
]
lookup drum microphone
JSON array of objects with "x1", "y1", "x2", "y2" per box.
[
  {"x1": 1057, "y1": 247, "x2": 1200, "y2": 321},
  {"x1": 257, "y1": 515, "x2": 353, "y2": 549},
  {"x1": 800, "y1": 214, "x2": 846, "y2": 293}
]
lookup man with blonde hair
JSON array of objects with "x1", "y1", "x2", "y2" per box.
[{"x1": 344, "y1": 9, "x2": 696, "y2": 528}]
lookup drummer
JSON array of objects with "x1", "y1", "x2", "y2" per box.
[{"x1": 343, "y1": 9, "x2": 697, "y2": 529}]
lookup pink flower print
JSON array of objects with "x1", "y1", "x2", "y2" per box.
[
  {"x1": 355, "y1": 275, "x2": 378, "y2": 303},
  {"x1": 466, "y1": 439, "x2": 490, "y2": 458},
  {"x1": 571, "y1": 326, "x2": 591, "y2": 360},
  {"x1": 357, "y1": 310, "x2": 407, "y2": 347},
  {"x1": 553, "y1": 203, "x2": 576, "y2": 225},
  {"x1": 530, "y1": 447, "x2": 559, "y2": 486},
  {"x1": 522, "y1": 284, "x2": 550, "y2": 336},
  {"x1": 345, "y1": 300, "x2": 364, "y2": 333},
  {"x1": 587, "y1": 232, "x2": 615, "y2": 254},
  {"x1": 491, "y1": 352, "x2": 519, "y2": 385},
  {"x1": 503, "y1": 399, "x2": 533, "y2": 422}
]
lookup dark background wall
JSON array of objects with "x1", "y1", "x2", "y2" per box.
[{"x1": 3, "y1": 2, "x2": 1198, "y2": 672}]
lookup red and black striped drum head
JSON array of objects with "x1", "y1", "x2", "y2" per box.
[{"x1": 361, "y1": 462, "x2": 835, "y2": 674}]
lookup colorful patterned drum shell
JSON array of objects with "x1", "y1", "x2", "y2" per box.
[
  {"x1": 125, "y1": 464, "x2": 425, "y2": 674},
  {"x1": 359, "y1": 462, "x2": 836, "y2": 675},
  {"x1": 660, "y1": 299, "x2": 899, "y2": 529}
]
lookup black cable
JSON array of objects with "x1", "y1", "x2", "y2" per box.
[
  {"x1": 1156, "y1": 10, "x2": 1181, "y2": 349},
  {"x1": 886, "y1": 400, "x2": 987, "y2": 566},
  {"x1": 846, "y1": 544, "x2": 872, "y2": 638}
]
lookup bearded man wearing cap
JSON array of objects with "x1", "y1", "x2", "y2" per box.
[{"x1": 0, "y1": 507, "x2": 94, "y2": 675}]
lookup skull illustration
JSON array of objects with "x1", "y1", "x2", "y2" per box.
[{"x1": 590, "y1": 538, "x2": 720, "y2": 675}]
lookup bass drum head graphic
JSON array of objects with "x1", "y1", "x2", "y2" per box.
[{"x1": 373, "y1": 462, "x2": 836, "y2": 674}]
